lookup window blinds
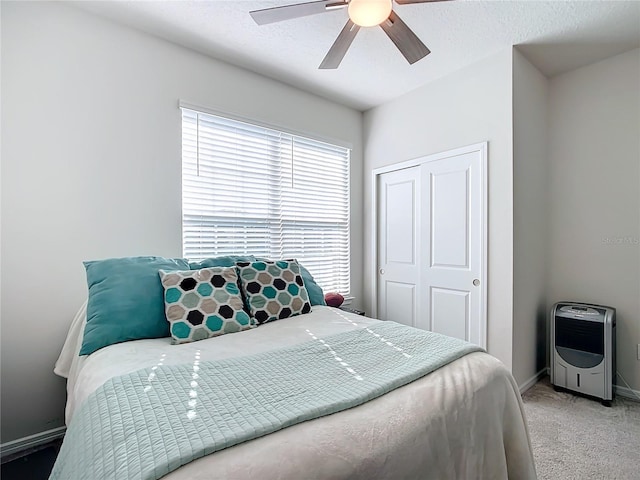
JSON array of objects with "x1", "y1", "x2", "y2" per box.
[{"x1": 181, "y1": 108, "x2": 351, "y2": 295}]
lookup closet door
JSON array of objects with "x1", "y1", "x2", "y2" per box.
[
  {"x1": 375, "y1": 144, "x2": 486, "y2": 347},
  {"x1": 420, "y1": 150, "x2": 485, "y2": 346},
  {"x1": 376, "y1": 166, "x2": 423, "y2": 328}
]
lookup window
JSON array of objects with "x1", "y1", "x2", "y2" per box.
[{"x1": 181, "y1": 107, "x2": 351, "y2": 295}]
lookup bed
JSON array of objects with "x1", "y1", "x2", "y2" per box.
[{"x1": 53, "y1": 303, "x2": 536, "y2": 480}]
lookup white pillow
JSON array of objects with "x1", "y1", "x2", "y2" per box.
[{"x1": 54, "y1": 301, "x2": 88, "y2": 379}]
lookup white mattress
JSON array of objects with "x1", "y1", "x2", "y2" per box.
[{"x1": 56, "y1": 305, "x2": 537, "y2": 479}]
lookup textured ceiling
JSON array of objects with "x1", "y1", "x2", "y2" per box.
[{"x1": 73, "y1": 0, "x2": 640, "y2": 111}]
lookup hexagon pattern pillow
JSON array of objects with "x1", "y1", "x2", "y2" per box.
[
  {"x1": 159, "y1": 267, "x2": 251, "y2": 344},
  {"x1": 237, "y1": 259, "x2": 311, "y2": 325}
]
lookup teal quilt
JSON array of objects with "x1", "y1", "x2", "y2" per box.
[{"x1": 50, "y1": 322, "x2": 483, "y2": 480}]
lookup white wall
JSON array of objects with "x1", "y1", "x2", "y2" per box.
[
  {"x1": 363, "y1": 50, "x2": 514, "y2": 369},
  {"x1": 512, "y1": 49, "x2": 549, "y2": 387},
  {"x1": 0, "y1": 1, "x2": 363, "y2": 442},
  {"x1": 548, "y1": 48, "x2": 640, "y2": 394}
]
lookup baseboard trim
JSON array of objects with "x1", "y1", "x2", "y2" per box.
[
  {"x1": 519, "y1": 368, "x2": 548, "y2": 394},
  {"x1": 615, "y1": 385, "x2": 640, "y2": 402},
  {"x1": 0, "y1": 426, "x2": 66, "y2": 461}
]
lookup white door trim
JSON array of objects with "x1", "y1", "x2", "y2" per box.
[{"x1": 371, "y1": 142, "x2": 488, "y2": 348}]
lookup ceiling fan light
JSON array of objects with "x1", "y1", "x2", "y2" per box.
[{"x1": 348, "y1": 0, "x2": 392, "y2": 27}]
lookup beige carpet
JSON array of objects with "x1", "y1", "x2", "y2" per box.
[{"x1": 522, "y1": 378, "x2": 640, "y2": 480}]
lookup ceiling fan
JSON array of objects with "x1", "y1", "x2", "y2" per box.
[{"x1": 250, "y1": 0, "x2": 450, "y2": 69}]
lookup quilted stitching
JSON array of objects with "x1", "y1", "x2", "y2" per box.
[{"x1": 50, "y1": 322, "x2": 483, "y2": 480}]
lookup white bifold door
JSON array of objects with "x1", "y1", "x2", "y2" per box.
[{"x1": 375, "y1": 144, "x2": 486, "y2": 347}]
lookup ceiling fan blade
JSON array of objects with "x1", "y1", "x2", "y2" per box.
[
  {"x1": 394, "y1": 0, "x2": 452, "y2": 4},
  {"x1": 380, "y1": 11, "x2": 430, "y2": 65},
  {"x1": 250, "y1": 1, "x2": 347, "y2": 25},
  {"x1": 319, "y1": 20, "x2": 360, "y2": 69}
]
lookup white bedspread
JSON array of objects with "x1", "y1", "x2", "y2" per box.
[{"x1": 56, "y1": 306, "x2": 536, "y2": 479}]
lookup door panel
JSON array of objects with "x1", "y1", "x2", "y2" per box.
[
  {"x1": 385, "y1": 282, "x2": 416, "y2": 327},
  {"x1": 430, "y1": 287, "x2": 469, "y2": 340},
  {"x1": 386, "y1": 182, "x2": 415, "y2": 264},
  {"x1": 431, "y1": 168, "x2": 469, "y2": 268}
]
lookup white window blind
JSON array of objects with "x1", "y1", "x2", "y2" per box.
[{"x1": 181, "y1": 108, "x2": 351, "y2": 295}]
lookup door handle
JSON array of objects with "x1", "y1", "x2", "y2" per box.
[
  {"x1": 473, "y1": 279, "x2": 480, "y2": 286},
  {"x1": 379, "y1": 269, "x2": 385, "y2": 275}
]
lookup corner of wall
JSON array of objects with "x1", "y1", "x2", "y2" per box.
[{"x1": 511, "y1": 50, "x2": 550, "y2": 386}]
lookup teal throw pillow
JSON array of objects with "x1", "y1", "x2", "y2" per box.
[
  {"x1": 189, "y1": 255, "x2": 256, "y2": 270},
  {"x1": 237, "y1": 259, "x2": 311, "y2": 324},
  {"x1": 81, "y1": 256, "x2": 190, "y2": 355},
  {"x1": 299, "y1": 264, "x2": 326, "y2": 306},
  {"x1": 159, "y1": 267, "x2": 252, "y2": 344}
]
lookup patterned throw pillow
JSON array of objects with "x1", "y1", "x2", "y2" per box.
[
  {"x1": 237, "y1": 259, "x2": 311, "y2": 324},
  {"x1": 159, "y1": 267, "x2": 252, "y2": 344}
]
